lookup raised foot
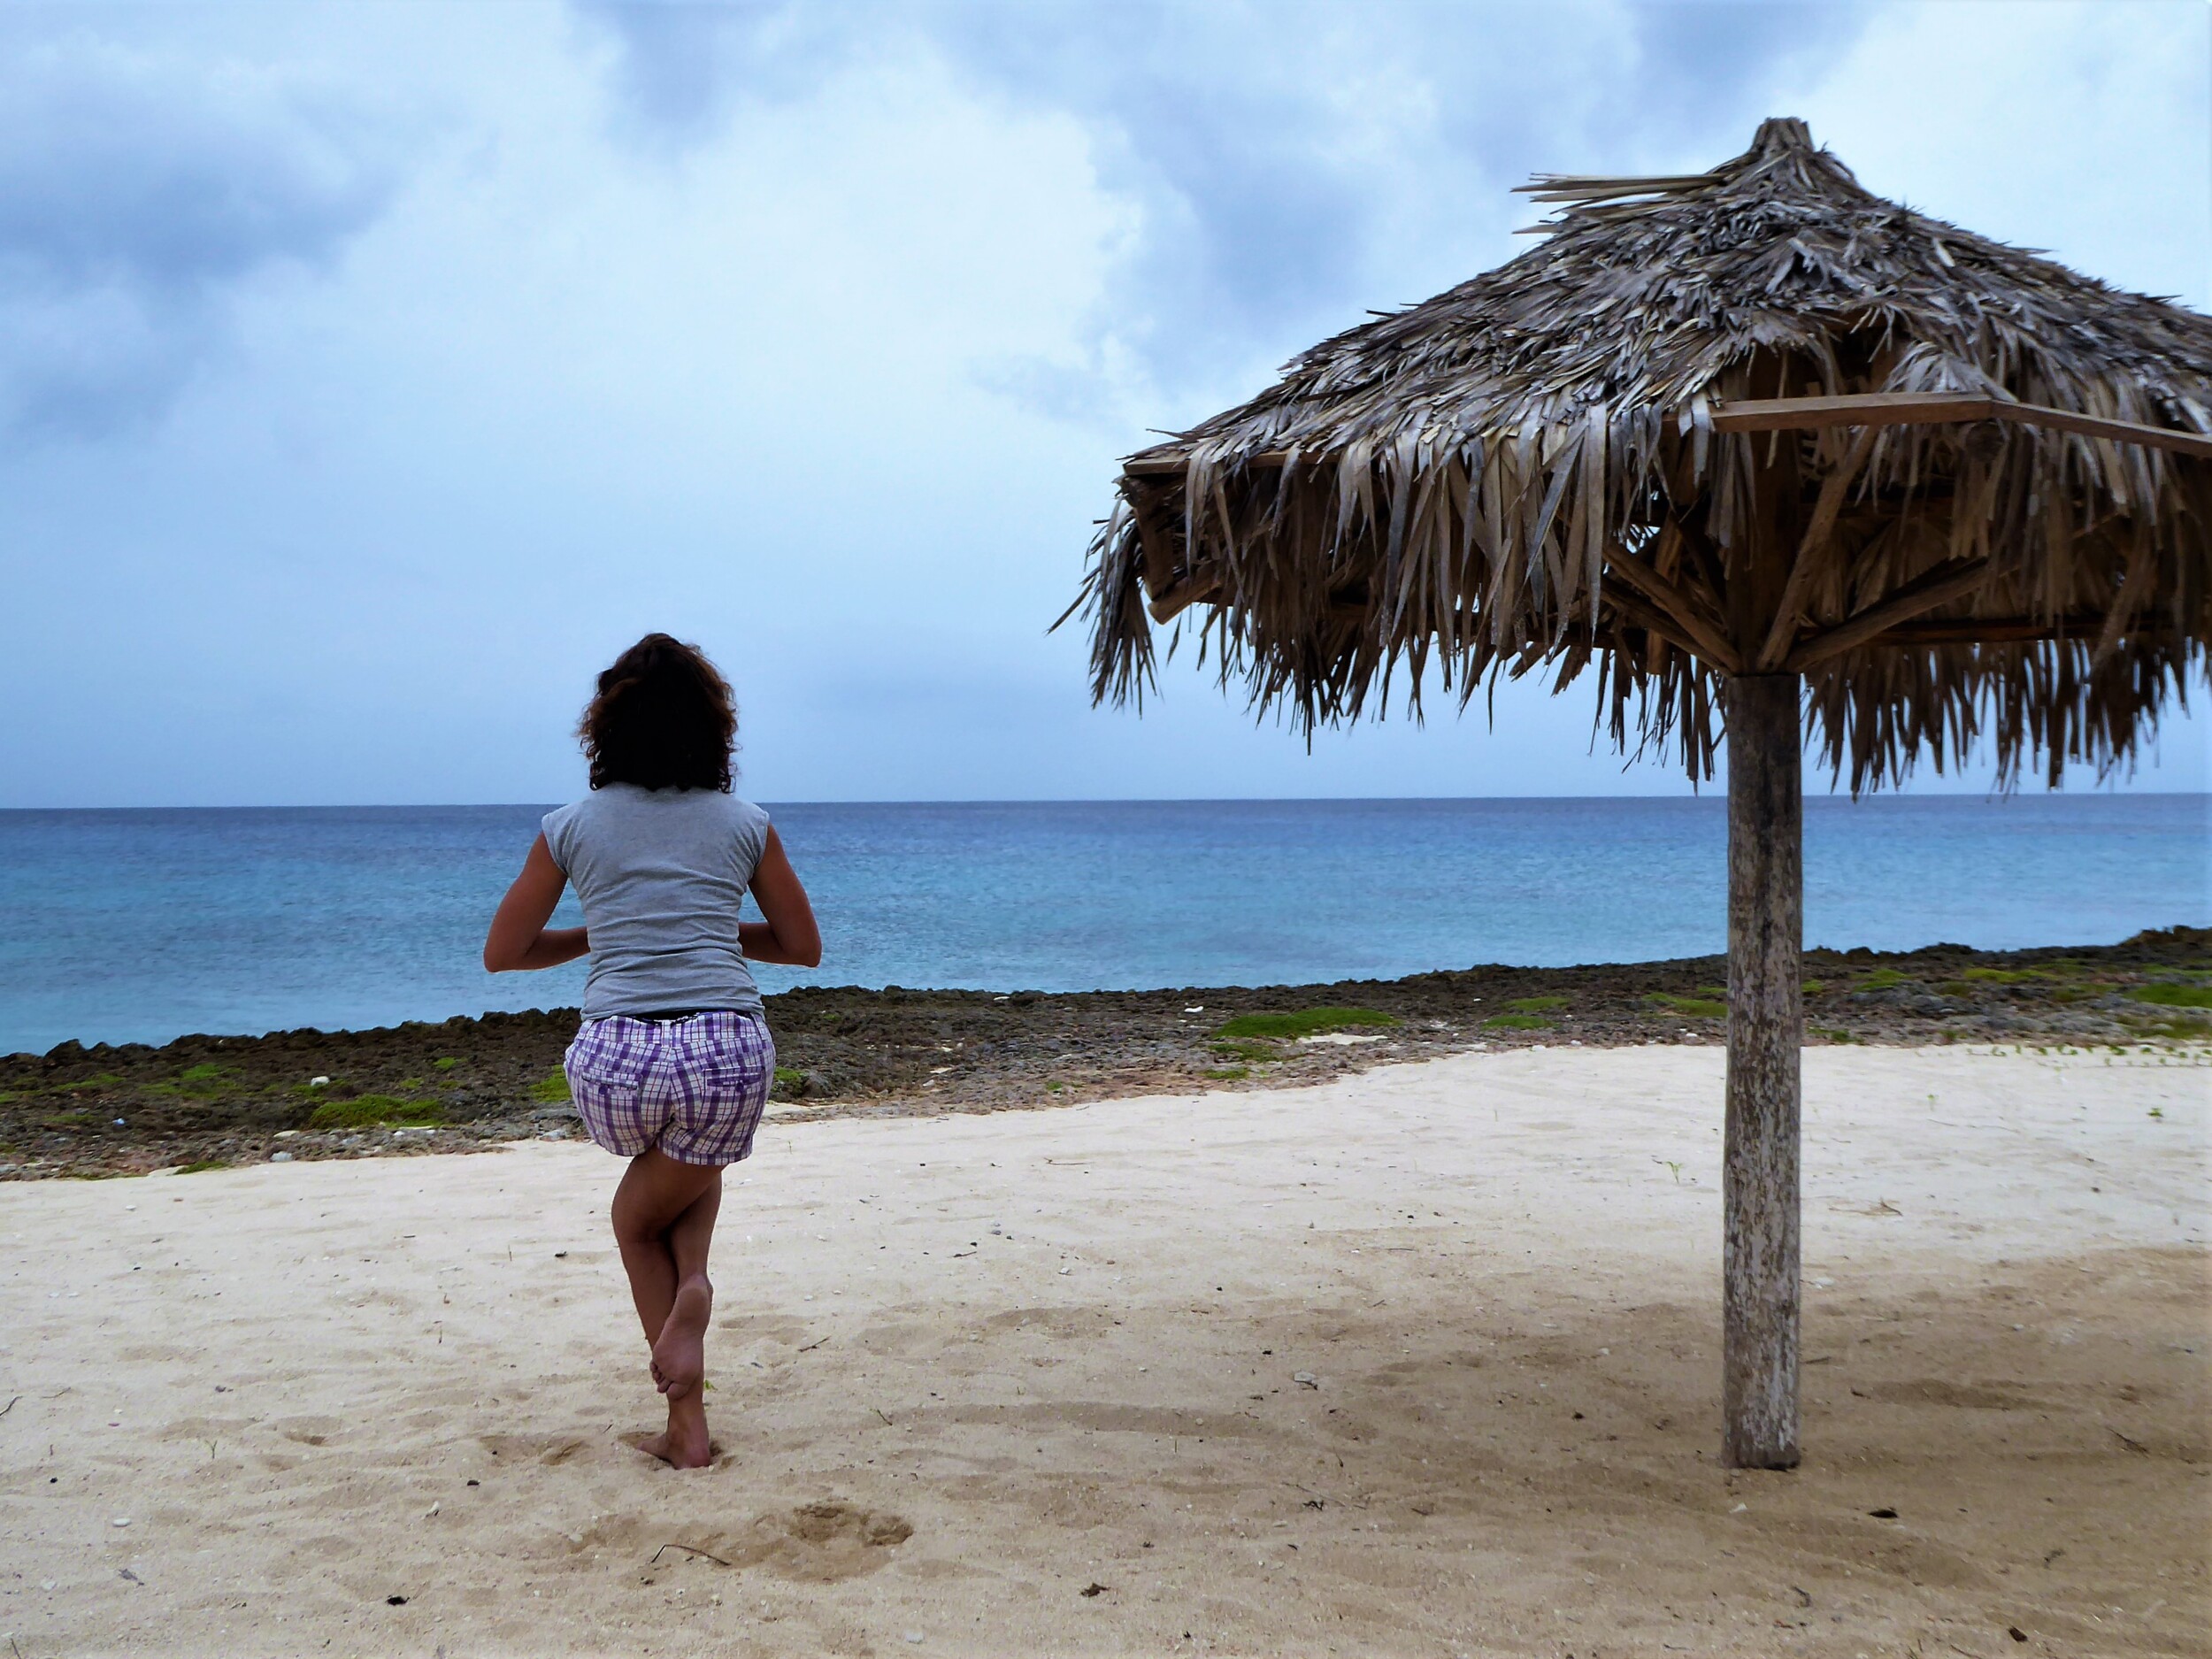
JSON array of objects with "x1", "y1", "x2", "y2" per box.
[{"x1": 652, "y1": 1274, "x2": 713, "y2": 1400}]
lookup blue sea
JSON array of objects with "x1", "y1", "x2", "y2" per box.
[{"x1": 0, "y1": 796, "x2": 2204, "y2": 1056}]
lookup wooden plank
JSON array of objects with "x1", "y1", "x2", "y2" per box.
[
  {"x1": 2010, "y1": 404, "x2": 2212, "y2": 460},
  {"x1": 1736, "y1": 384, "x2": 1803, "y2": 663},
  {"x1": 1597, "y1": 585, "x2": 1704, "y2": 660},
  {"x1": 1711, "y1": 392, "x2": 1995, "y2": 432},
  {"x1": 1756, "y1": 426, "x2": 1877, "y2": 671},
  {"x1": 1781, "y1": 557, "x2": 1993, "y2": 672},
  {"x1": 1130, "y1": 498, "x2": 1177, "y2": 597},
  {"x1": 1601, "y1": 551, "x2": 1746, "y2": 674},
  {"x1": 1671, "y1": 516, "x2": 1732, "y2": 615},
  {"x1": 1124, "y1": 454, "x2": 1190, "y2": 477},
  {"x1": 1712, "y1": 393, "x2": 2212, "y2": 459},
  {"x1": 1724, "y1": 672, "x2": 1803, "y2": 1471},
  {"x1": 1145, "y1": 573, "x2": 1222, "y2": 625},
  {"x1": 1869, "y1": 614, "x2": 2124, "y2": 646}
]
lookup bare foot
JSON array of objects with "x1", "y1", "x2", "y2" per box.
[
  {"x1": 634, "y1": 1398, "x2": 712, "y2": 1469},
  {"x1": 651, "y1": 1273, "x2": 713, "y2": 1400}
]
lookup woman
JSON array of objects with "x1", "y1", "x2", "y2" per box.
[{"x1": 484, "y1": 634, "x2": 819, "y2": 1469}]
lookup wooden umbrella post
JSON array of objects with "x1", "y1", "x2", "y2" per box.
[{"x1": 1723, "y1": 673, "x2": 1804, "y2": 1470}]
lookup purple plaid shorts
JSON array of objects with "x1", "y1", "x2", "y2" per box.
[{"x1": 563, "y1": 1010, "x2": 776, "y2": 1167}]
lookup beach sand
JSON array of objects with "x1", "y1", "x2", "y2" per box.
[{"x1": 3, "y1": 1044, "x2": 2205, "y2": 1656}]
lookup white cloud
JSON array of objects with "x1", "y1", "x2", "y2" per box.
[
  {"x1": 0, "y1": 26, "x2": 405, "y2": 434},
  {"x1": 0, "y1": 1, "x2": 2200, "y2": 804}
]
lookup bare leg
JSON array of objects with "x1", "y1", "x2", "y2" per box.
[
  {"x1": 651, "y1": 1179, "x2": 721, "y2": 1397},
  {"x1": 611, "y1": 1149, "x2": 724, "y2": 1469}
]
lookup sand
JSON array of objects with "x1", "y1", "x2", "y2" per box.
[{"x1": 3, "y1": 1043, "x2": 2206, "y2": 1657}]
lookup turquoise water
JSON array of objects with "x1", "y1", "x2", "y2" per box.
[{"x1": 0, "y1": 795, "x2": 2203, "y2": 1056}]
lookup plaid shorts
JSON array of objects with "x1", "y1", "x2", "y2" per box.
[{"x1": 563, "y1": 1010, "x2": 776, "y2": 1167}]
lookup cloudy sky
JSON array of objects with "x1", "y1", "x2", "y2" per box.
[{"x1": 2, "y1": 0, "x2": 2206, "y2": 807}]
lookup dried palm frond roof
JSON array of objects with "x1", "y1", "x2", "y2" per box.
[{"x1": 1072, "y1": 118, "x2": 2212, "y2": 788}]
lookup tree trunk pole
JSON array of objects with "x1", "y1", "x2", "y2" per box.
[{"x1": 1723, "y1": 673, "x2": 1803, "y2": 1470}]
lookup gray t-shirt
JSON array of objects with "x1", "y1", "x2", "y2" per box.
[{"x1": 541, "y1": 785, "x2": 772, "y2": 1020}]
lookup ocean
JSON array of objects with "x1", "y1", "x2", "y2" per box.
[{"x1": 1, "y1": 795, "x2": 2204, "y2": 1056}]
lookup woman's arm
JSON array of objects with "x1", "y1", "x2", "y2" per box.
[
  {"x1": 739, "y1": 825, "x2": 821, "y2": 968},
  {"x1": 483, "y1": 835, "x2": 589, "y2": 972}
]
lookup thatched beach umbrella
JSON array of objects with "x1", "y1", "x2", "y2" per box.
[{"x1": 1071, "y1": 119, "x2": 2211, "y2": 1468}]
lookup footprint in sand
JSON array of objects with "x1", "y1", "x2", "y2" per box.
[
  {"x1": 1863, "y1": 1379, "x2": 2037, "y2": 1410},
  {"x1": 272, "y1": 1415, "x2": 348, "y2": 1447},
  {"x1": 713, "y1": 1312, "x2": 810, "y2": 1343},
  {"x1": 477, "y1": 1432, "x2": 593, "y2": 1465},
  {"x1": 630, "y1": 1501, "x2": 914, "y2": 1584}
]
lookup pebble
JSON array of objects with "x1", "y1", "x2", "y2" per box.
[
  {"x1": 270, "y1": 1152, "x2": 294, "y2": 1164},
  {"x1": 111, "y1": 1517, "x2": 130, "y2": 1528},
  {"x1": 308, "y1": 1076, "x2": 331, "y2": 1087},
  {"x1": 1294, "y1": 1371, "x2": 1317, "y2": 1387}
]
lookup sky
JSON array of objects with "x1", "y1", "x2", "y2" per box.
[{"x1": 0, "y1": 0, "x2": 2206, "y2": 808}]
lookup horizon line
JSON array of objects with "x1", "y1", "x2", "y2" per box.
[{"x1": 3, "y1": 789, "x2": 2207, "y2": 813}]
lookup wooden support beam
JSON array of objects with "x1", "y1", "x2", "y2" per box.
[
  {"x1": 1710, "y1": 392, "x2": 2212, "y2": 460},
  {"x1": 1601, "y1": 550, "x2": 1746, "y2": 674},
  {"x1": 1723, "y1": 673, "x2": 1803, "y2": 1471},
  {"x1": 1780, "y1": 557, "x2": 1993, "y2": 672},
  {"x1": 1597, "y1": 584, "x2": 1704, "y2": 661},
  {"x1": 1669, "y1": 517, "x2": 1733, "y2": 620},
  {"x1": 1712, "y1": 390, "x2": 1993, "y2": 432},
  {"x1": 1125, "y1": 453, "x2": 1193, "y2": 477},
  {"x1": 1756, "y1": 426, "x2": 1877, "y2": 671},
  {"x1": 1144, "y1": 572, "x2": 1222, "y2": 625},
  {"x1": 1867, "y1": 613, "x2": 2147, "y2": 647},
  {"x1": 1130, "y1": 497, "x2": 1178, "y2": 598}
]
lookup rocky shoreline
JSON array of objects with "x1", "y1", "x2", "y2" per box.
[{"x1": 3, "y1": 926, "x2": 2204, "y2": 1180}]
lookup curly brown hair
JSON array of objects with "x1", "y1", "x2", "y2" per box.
[{"x1": 580, "y1": 634, "x2": 737, "y2": 792}]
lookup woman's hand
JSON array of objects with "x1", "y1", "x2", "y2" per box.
[
  {"x1": 739, "y1": 826, "x2": 822, "y2": 967},
  {"x1": 483, "y1": 835, "x2": 589, "y2": 972}
]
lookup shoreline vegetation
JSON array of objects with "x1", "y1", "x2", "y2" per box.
[{"x1": 3, "y1": 926, "x2": 2204, "y2": 1182}]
